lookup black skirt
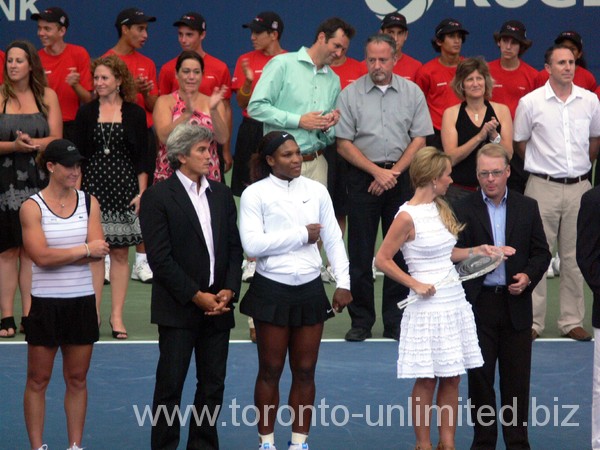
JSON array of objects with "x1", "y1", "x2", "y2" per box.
[
  {"x1": 26, "y1": 294, "x2": 99, "y2": 346},
  {"x1": 240, "y1": 272, "x2": 334, "y2": 327}
]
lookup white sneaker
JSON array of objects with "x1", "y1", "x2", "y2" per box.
[
  {"x1": 288, "y1": 443, "x2": 309, "y2": 450},
  {"x1": 242, "y1": 260, "x2": 256, "y2": 283},
  {"x1": 259, "y1": 444, "x2": 277, "y2": 450},
  {"x1": 320, "y1": 265, "x2": 335, "y2": 283},
  {"x1": 131, "y1": 259, "x2": 153, "y2": 283},
  {"x1": 67, "y1": 443, "x2": 84, "y2": 450},
  {"x1": 552, "y1": 254, "x2": 560, "y2": 276},
  {"x1": 104, "y1": 256, "x2": 111, "y2": 284},
  {"x1": 37, "y1": 446, "x2": 48, "y2": 450},
  {"x1": 546, "y1": 257, "x2": 555, "y2": 278},
  {"x1": 372, "y1": 257, "x2": 377, "y2": 281}
]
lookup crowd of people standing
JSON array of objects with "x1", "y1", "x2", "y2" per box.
[{"x1": 1, "y1": 4, "x2": 600, "y2": 450}]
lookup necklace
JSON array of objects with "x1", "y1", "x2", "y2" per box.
[
  {"x1": 100, "y1": 106, "x2": 118, "y2": 155},
  {"x1": 467, "y1": 105, "x2": 485, "y2": 123}
]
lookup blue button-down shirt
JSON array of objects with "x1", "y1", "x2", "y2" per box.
[{"x1": 482, "y1": 188, "x2": 507, "y2": 286}]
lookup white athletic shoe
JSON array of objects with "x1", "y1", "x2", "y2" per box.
[
  {"x1": 131, "y1": 259, "x2": 153, "y2": 283},
  {"x1": 242, "y1": 260, "x2": 256, "y2": 283},
  {"x1": 320, "y1": 265, "x2": 336, "y2": 283},
  {"x1": 288, "y1": 442, "x2": 309, "y2": 450},
  {"x1": 104, "y1": 256, "x2": 110, "y2": 284},
  {"x1": 552, "y1": 254, "x2": 560, "y2": 276},
  {"x1": 546, "y1": 257, "x2": 556, "y2": 278},
  {"x1": 67, "y1": 443, "x2": 84, "y2": 450},
  {"x1": 259, "y1": 443, "x2": 277, "y2": 450},
  {"x1": 36, "y1": 446, "x2": 48, "y2": 450}
]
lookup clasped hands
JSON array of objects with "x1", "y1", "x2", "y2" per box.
[
  {"x1": 193, "y1": 289, "x2": 234, "y2": 316},
  {"x1": 368, "y1": 166, "x2": 401, "y2": 197},
  {"x1": 299, "y1": 109, "x2": 340, "y2": 132}
]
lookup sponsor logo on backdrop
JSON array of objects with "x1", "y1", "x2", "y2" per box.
[
  {"x1": 1, "y1": 0, "x2": 39, "y2": 21},
  {"x1": 365, "y1": 0, "x2": 600, "y2": 24}
]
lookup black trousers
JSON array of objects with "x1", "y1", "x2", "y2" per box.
[
  {"x1": 468, "y1": 290, "x2": 532, "y2": 450},
  {"x1": 346, "y1": 165, "x2": 411, "y2": 332},
  {"x1": 151, "y1": 323, "x2": 230, "y2": 450}
]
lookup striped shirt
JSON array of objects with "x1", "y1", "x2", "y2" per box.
[{"x1": 30, "y1": 190, "x2": 94, "y2": 298}]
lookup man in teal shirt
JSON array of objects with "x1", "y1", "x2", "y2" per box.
[{"x1": 247, "y1": 17, "x2": 355, "y2": 187}]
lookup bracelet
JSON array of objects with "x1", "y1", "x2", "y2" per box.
[
  {"x1": 239, "y1": 85, "x2": 252, "y2": 96},
  {"x1": 489, "y1": 134, "x2": 501, "y2": 144},
  {"x1": 469, "y1": 247, "x2": 474, "y2": 257},
  {"x1": 136, "y1": 194, "x2": 141, "y2": 198},
  {"x1": 83, "y1": 243, "x2": 91, "y2": 258}
]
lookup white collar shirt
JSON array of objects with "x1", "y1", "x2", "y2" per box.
[
  {"x1": 176, "y1": 170, "x2": 215, "y2": 286},
  {"x1": 514, "y1": 81, "x2": 600, "y2": 178}
]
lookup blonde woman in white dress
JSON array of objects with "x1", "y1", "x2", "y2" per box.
[{"x1": 375, "y1": 147, "x2": 501, "y2": 450}]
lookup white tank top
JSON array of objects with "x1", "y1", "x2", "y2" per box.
[{"x1": 30, "y1": 190, "x2": 95, "y2": 298}]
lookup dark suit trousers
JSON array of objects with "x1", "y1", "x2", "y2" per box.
[
  {"x1": 151, "y1": 322, "x2": 230, "y2": 450},
  {"x1": 346, "y1": 165, "x2": 410, "y2": 332},
  {"x1": 468, "y1": 291, "x2": 532, "y2": 450}
]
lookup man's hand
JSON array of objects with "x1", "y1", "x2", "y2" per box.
[
  {"x1": 299, "y1": 111, "x2": 333, "y2": 131},
  {"x1": 192, "y1": 291, "x2": 232, "y2": 315}
]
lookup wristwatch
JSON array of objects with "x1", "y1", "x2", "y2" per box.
[{"x1": 490, "y1": 134, "x2": 501, "y2": 144}]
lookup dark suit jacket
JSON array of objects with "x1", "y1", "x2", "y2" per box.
[
  {"x1": 455, "y1": 189, "x2": 551, "y2": 330},
  {"x1": 139, "y1": 174, "x2": 243, "y2": 330},
  {"x1": 577, "y1": 186, "x2": 600, "y2": 328}
]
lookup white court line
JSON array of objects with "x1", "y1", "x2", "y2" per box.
[{"x1": 0, "y1": 338, "x2": 589, "y2": 345}]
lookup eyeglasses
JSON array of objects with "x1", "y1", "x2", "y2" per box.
[{"x1": 477, "y1": 167, "x2": 507, "y2": 179}]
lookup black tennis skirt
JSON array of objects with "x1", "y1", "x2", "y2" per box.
[
  {"x1": 240, "y1": 272, "x2": 334, "y2": 327},
  {"x1": 26, "y1": 294, "x2": 99, "y2": 346}
]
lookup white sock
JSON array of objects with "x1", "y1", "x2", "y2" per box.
[
  {"x1": 291, "y1": 432, "x2": 307, "y2": 444},
  {"x1": 135, "y1": 252, "x2": 147, "y2": 265},
  {"x1": 259, "y1": 433, "x2": 275, "y2": 445}
]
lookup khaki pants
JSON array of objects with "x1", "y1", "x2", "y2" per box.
[
  {"x1": 525, "y1": 175, "x2": 591, "y2": 335},
  {"x1": 301, "y1": 153, "x2": 328, "y2": 188}
]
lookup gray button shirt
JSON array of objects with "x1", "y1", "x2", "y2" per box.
[{"x1": 335, "y1": 74, "x2": 433, "y2": 162}]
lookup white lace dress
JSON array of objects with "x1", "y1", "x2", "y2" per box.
[{"x1": 396, "y1": 202, "x2": 483, "y2": 379}]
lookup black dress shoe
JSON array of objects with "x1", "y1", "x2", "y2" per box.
[
  {"x1": 383, "y1": 328, "x2": 400, "y2": 341},
  {"x1": 345, "y1": 327, "x2": 372, "y2": 342}
]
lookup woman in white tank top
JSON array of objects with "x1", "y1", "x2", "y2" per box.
[{"x1": 19, "y1": 139, "x2": 109, "y2": 450}]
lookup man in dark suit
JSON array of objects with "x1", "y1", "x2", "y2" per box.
[
  {"x1": 139, "y1": 123, "x2": 242, "y2": 450},
  {"x1": 576, "y1": 185, "x2": 600, "y2": 450},
  {"x1": 454, "y1": 144, "x2": 550, "y2": 450}
]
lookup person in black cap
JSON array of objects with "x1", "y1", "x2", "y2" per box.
[
  {"x1": 534, "y1": 30, "x2": 597, "y2": 92},
  {"x1": 31, "y1": 6, "x2": 93, "y2": 142},
  {"x1": 104, "y1": 7, "x2": 158, "y2": 285},
  {"x1": 230, "y1": 12, "x2": 287, "y2": 340},
  {"x1": 158, "y1": 12, "x2": 233, "y2": 179},
  {"x1": 488, "y1": 20, "x2": 537, "y2": 195},
  {"x1": 231, "y1": 11, "x2": 286, "y2": 198},
  {"x1": 378, "y1": 12, "x2": 422, "y2": 81},
  {"x1": 20, "y1": 138, "x2": 109, "y2": 450},
  {"x1": 415, "y1": 18, "x2": 469, "y2": 150}
]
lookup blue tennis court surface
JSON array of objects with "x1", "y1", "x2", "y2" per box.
[{"x1": 0, "y1": 340, "x2": 592, "y2": 449}]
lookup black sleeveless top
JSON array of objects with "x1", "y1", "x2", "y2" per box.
[{"x1": 451, "y1": 100, "x2": 501, "y2": 187}]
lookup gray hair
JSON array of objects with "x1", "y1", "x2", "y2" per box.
[
  {"x1": 365, "y1": 33, "x2": 397, "y2": 58},
  {"x1": 166, "y1": 123, "x2": 214, "y2": 170}
]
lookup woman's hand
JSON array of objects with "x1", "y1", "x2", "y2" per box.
[
  {"x1": 87, "y1": 239, "x2": 110, "y2": 259},
  {"x1": 332, "y1": 288, "x2": 352, "y2": 313},
  {"x1": 478, "y1": 117, "x2": 499, "y2": 142},
  {"x1": 306, "y1": 223, "x2": 322, "y2": 244},
  {"x1": 411, "y1": 280, "x2": 436, "y2": 297},
  {"x1": 129, "y1": 194, "x2": 141, "y2": 215},
  {"x1": 14, "y1": 130, "x2": 40, "y2": 153},
  {"x1": 209, "y1": 85, "x2": 229, "y2": 111}
]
